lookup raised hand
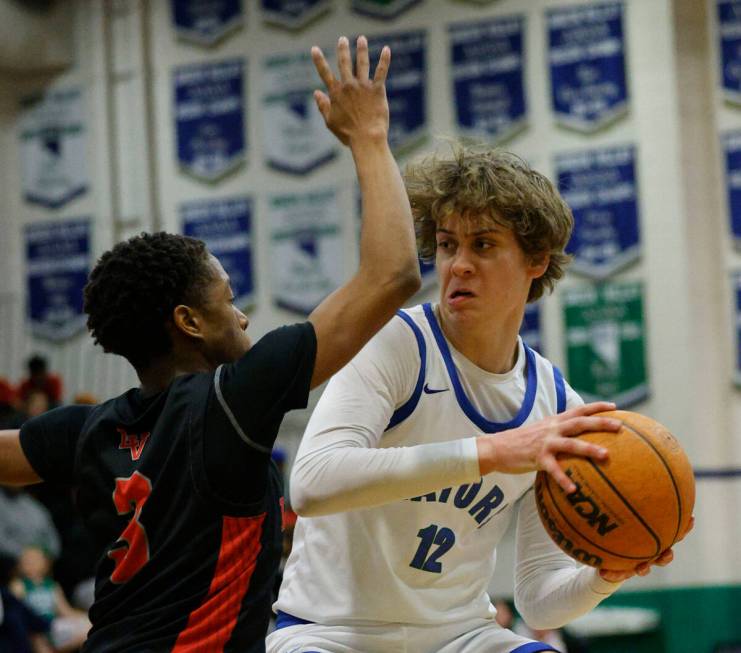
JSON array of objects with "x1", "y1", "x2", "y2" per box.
[
  {"x1": 476, "y1": 401, "x2": 621, "y2": 493},
  {"x1": 311, "y1": 35, "x2": 390, "y2": 147}
]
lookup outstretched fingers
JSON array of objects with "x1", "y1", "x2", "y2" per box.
[
  {"x1": 311, "y1": 46, "x2": 336, "y2": 89},
  {"x1": 356, "y1": 35, "x2": 370, "y2": 80},
  {"x1": 373, "y1": 45, "x2": 391, "y2": 83},
  {"x1": 313, "y1": 90, "x2": 330, "y2": 122},
  {"x1": 336, "y1": 35, "x2": 353, "y2": 83}
]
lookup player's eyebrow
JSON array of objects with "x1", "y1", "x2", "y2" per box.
[{"x1": 436, "y1": 227, "x2": 502, "y2": 236}]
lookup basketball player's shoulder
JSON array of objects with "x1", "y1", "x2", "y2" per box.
[{"x1": 362, "y1": 303, "x2": 426, "y2": 354}]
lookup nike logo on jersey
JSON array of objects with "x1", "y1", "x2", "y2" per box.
[
  {"x1": 423, "y1": 383, "x2": 449, "y2": 394},
  {"x1": 117, "y1": 428, "x2": 150, "y2": 461}
]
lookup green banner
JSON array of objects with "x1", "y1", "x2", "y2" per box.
[{"x1": 563, "y1": 281, "x2": 648, "y2": 406}]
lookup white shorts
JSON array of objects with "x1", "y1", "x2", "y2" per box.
[{"x1": 265, "y1": 613, "x2": 559, "y2": 653}]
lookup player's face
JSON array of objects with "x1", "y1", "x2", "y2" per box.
[
  {"x1": 198, "y1": 255, "x2": 251, "y2": 365},
  {"x1": 435, "y1": 214, "x2": 547, "y2": 329}
]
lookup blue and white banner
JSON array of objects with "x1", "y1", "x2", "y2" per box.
[
  {"x1": 449, "y1": 15, "x2": 526, "y2": 143},
  {"x1": 722, "y1": 131, "x2": 741, "y2": 245},
  {"x1": 556, "y1": 144, "x2": 640, "y2": 279},
  {"x1": 367, "y1": 31, "x2": 427, "y2": 155},
  {"x1": 734, "y1": 272, "x2": 741, "y2": 385},
  {"x1": 181, "y1": 197, "x2": 254, "y2": 309},
  {"x1": 547, "y1": 2, "x2": 628, "y2": 132},
  {"x1": 262, "y1": 51, "x2": 337, "y2": 174},
  {"x1": 174, "y1": 59, "x2": 246, "y2": 182},
  {"x1": 19, "y1": 88, "x2": 88, "y2": 209},
  {"x1": 25, "y1": 218, "x2": 90, "y2": 341},
  {"x1": 269, "y1": 188, "x2": 345, "y2": 314},
  {"x1": 718, "y1": 1, "x2": 741, "y2": 103},
  {"x1": 352, "y1": 0, "x2": 421, "y2": 20},
  {"x1": 520, "y1": 301, "x2": 542, "y2": 354},
  {"x1": 261, "y1": 0, "x2": 331, "y2": 30},
  {"x1": 171, "y1": 0, "x2": 243, "y2": 47}
]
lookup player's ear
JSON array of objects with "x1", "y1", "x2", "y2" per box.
[
  {"x1": 172, "y1": 304, "x2": 205, "y2": 340},
  {"x1": 528, "y1": 252, "x2": 550, "y2": 279}
]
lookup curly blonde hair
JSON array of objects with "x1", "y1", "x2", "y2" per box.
[{"x1": 404, "y1": 144, "x2": 573, "y2": 302}]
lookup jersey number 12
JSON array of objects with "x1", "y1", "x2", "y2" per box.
[{"x1": 409, "y1": 523, "x2": 455, "y2": 573}]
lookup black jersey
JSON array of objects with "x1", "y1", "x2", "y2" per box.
[{"x1": 19, "y1": 323, "x2": 316, "y2": 652}]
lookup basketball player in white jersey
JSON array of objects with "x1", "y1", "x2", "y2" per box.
[{"x1": 267, "y1": 142, "x2": 684, "y2": 653}]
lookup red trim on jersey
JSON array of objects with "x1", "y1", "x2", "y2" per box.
[{"x1": 172, "y1": 513, "x2": 266, "y2": 652}]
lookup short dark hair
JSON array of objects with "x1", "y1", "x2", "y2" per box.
[{"x1": 84, "y1": 232, "x2": 213, "y2": 369}]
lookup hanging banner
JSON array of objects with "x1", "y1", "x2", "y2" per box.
[
  {"x1": 171, "y1": 0, "x2": 243, "y2": 46},
  {"x1": 262, "y1": 51, "x2": 337, "y2": 174},
  {"x1": 547, "y1": 2, "x2": 628, "y2": 132},
  {"x1": 351, "y1": 0, "x2": 421, "y2": 20},
  {"x1": 25, "y1": 218, "x2": 90, "y2": 341},
  {"x1": 449, "y1": 15, "x2": 526, "y2": 143},
  {"x1": 563, "y1": 282, "x2": 648, "y2": 407},
  {"x1": 181, "y1": 197, "x2": 254, "y2": 310},
  {"x1": 261, "y1": 0, "x2": 331, "y2": 29},
  {"x1": 519, "y1": 301, "x2": 542, "y2": 354},
  {"x1": 174, "y1": 58, "x2": 246, "y2": 182},
  {"x1": 556, "y1": 144, "x2": 640, "y2": 279},
  {"x1": 367, "y1": 31, "x2": 427, "y2": 155},
  {"x1": 734, "y1": 272, "x2": 741, "y2": 385},
  {"x1": 722, "y1": 131, "x2": 741, "y2": 246},
  {"x1": 718, "y1": 1, "x2": 741, "y2": 103},
  {"x1": 269, "y1": 188, "x2": 345, "y2": 314},
  {"x1": 19, "y1": 88, "x2": 88, "y2": 209}
]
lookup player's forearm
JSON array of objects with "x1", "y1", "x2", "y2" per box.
[
  {"x1": 290, "y1": 436, "x2": 480, "y2": 516},
  {"x1": 352, "y1": 137, "x2": 420, "y2": 291},
  {"x1": 514, "y1": 491, "x2": 622, "y2": 629},
  {"x1": 0, "y1": 430, "x2": 41, "y2": 485}
]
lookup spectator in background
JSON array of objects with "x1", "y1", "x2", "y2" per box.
[
  {"x1": 0, "y1": 554, "x2": 54, "y2": 653},
  {"x1": 23, "y1": 392, "x2": 49, "y2": 422},
  {"x1": 0, "y1": 487, "x2": 60, "y2": 563},
  {"x1": 10, "y1": 547, "x2": 90, "y2": 652},
  {"x1": 17, "y1": 356, "x2": 63, "y2": 408},
  {"x1": 496, "y1": 597, "x2": 589, "y2": 653},
  {"x1": 0, "y1": 380, "x2": 24, "y2": 430}
]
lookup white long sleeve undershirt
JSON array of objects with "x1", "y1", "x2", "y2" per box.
[{"x1": 288, "y1": 314, "x2": 622, "y2": 627}]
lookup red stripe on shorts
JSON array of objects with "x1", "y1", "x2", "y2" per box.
[{"x1": 172, "y1": 513, "x2": 266, "y2": 652}]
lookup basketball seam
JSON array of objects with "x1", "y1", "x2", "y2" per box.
[
  {"x1": 620, "y1": 421, "x2": 684, "y2": 546},
  {"x1": 543, "y1": 472, "x2": 657, "y2": 561},
  {"x1": 586, "y1": 459, "x2": 661, "y2": 557}
]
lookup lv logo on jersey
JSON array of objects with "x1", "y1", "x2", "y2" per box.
[
  {"x1": 117, "y1": 428, "x2": 151, "y2": 461},
  {"x1": 409, "y1": 478, "x2": 505, "y2": 528}
]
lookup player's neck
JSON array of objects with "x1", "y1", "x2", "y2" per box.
[
  {"x1": 436, "y1": 304, "x2": 523, "y2": 374},
  {"x1": 136, "y1": 352, "x2": 212, "y2": 396}
]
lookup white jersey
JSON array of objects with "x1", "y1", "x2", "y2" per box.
[{"x1": 276, "y1": 303, "x2": 620, "y2": 627}]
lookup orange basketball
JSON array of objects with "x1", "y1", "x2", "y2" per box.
[{"x1": 534, "y1": 410, "x2": 695, "y2": 570}]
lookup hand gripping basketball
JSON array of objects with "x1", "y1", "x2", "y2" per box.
[
  {"x1": 533, "y1": 410, "x2": 696, "y2": 575},
  {"x1": 476, "y1": 401, "x2": 621, "y2": 493}
]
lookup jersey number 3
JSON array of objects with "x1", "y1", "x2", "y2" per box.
[
  {"x1": 109, "y1": 471, "x2": 153, "y2": 584},
  {"x1": 409, "y1": 524, "x2": 455, "y2": 573}
]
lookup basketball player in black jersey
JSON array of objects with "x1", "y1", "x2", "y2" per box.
[{"x1": 0, "y1": 36, "x2": 420, "y2": 652}]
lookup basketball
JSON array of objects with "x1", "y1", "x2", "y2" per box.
[{"x1": 534, "y1": 410, "x2": 695, "y2": 571}]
